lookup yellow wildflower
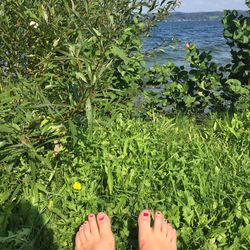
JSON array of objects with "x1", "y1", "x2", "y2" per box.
[{"x1": 73, "y1": 181, "x2": 81, "y2": 191}]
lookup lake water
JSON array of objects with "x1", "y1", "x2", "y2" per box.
[{"x1": 143, "y1": 19, "x2": 232, "y2": 68}]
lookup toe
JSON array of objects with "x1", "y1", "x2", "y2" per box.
[
  {"x1": 169, "y1": 228, "x2": 177, "y2": 249},
  {"x1": 170, "y1": 228, "x2": 177, "y2": 243},
  {"x1": 97, "y1": 212, "x2": 113, "y2": 238},
  {"x1": 138, "y1": 209, "x2": 151, "y2": 231},
  {"x1": 74, "y1": 231, "x2": 82, "y2": 250},
  {"x1": 165, "y1": 224, "x2": 173, "y2": 239},
  {"x1": 75, "y1": 224, "x2": 87, "y2": 248},
  {"x1": 153, "y1": 211, "x2": 163, "y2": 232},
  {"x1": 138, "y1": 209, "x2": 151, "y2": 236},
  {"x1": 161, "y1": 219, "x2": 169, "y2": 235},
  {"x1": 138, "y1": 210, "x2": 152, "y2": 250},
  {"x1": 88, "y1": 214, "x2": 100, "y2": 238},
  {"x1": 83, "y1": 221, "x2": 92, "y2": 240}
]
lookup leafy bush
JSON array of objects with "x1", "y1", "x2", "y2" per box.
[
  {"x1": 0, "y1": 0, "x2": 179, "y2": 113},
  {"x1": 222, "y1": 0, "x2": 250, "y2": 85},
  {"x1": 143, "y1": 0, "x2": 250, "y2": 114},
  {"x1": 0, "y1": 0, "x2": 180, "y2": 165}
]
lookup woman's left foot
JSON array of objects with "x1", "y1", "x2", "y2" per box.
[{"x1": 75, "y1": 212, "x2": 115, "y2": 250}]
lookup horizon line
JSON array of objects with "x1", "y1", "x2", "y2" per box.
[{"x1": 171, "y1": 9, "x2": 248, "y2": 13}]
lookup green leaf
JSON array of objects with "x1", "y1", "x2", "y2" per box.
[
  {"x1": 68, "y1": 120, "x2": 77, "y2": 145},
  {"x1": 51, "y1": 208, "x2": 67, "y2": 221},
  {"x1": 41, "y1": 5, "x2": 48, "y2": 23},
  {"x1": 0, "y1": 141, "x2": 8, "y2": 148},
  {"x1": 86, "y1": 97, "x2": 93, "y2": 129},
  {"x1": 75, "y1": 72, "x2": 87, "y2": 82},
  {"x1": 0, "y1": 125, "x2": 15, "y2": 133},
  {"x1": 149, "y1": 0, "x2": 157, "y2": 12},
  {"x1": 111, "y1": 46, "x2": 129, "y2": 64},
  {"x1": 105, "y1": 164, "x2": 113, "y2": 195}
]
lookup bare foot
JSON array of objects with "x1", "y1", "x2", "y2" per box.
[
  {"x1": 138, "y1": 210, "x2": 177, "y2": 250},
  {"x1": 75, "y1": 212, "x2": 115, "y2": 250}
]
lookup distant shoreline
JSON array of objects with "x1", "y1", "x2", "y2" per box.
[
  {"x1": 167, "y1": 10, "x2": 248, "y2": 22},
  {"x1": 171, "y1": 10, "x2": 248, "y2": 14}
]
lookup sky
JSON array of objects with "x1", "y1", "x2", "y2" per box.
[{"x1": 176, "y1": 0, "x2": 248, "y2": 12}]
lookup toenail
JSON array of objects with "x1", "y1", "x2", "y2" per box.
[
  {"x1": 143, "y1": 212, "x2": 149, "y2": 217},
  {"x1": 156, "y1": 211, "x2": 161, "y2": 215},
  {"x1": 163, "y1": 219, "x2": 168, "y2": 223},
  {"x1": 89, "y1": 214, "x2": 94, "y2": 218},
  {"x1": 84, "y1": 221, "x2": 88, "y2": 225},
  {"x1": 98, "y1": 215, "x2": 105, "y2": 221}
]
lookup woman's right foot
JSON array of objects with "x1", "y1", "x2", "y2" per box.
[{"x1": 138, "y1": 210, "x2": 177, "y2": 250}]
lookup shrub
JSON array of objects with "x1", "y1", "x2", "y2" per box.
[
  {"x1": 222, "y1": 0, "x2": 250, "y2": 86},
  {"x1": 0, "y1": 0, "x2": 180, "y2": 165},
  {"x1": 143, "y1": 0, "x2": 250, "y2": 114}
]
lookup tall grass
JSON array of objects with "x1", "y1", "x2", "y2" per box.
[{"x1": 1, "y1": 111, "x2": 249, "y2": 249}]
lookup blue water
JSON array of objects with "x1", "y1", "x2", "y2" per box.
[{"x1": 143, "y1": 19, "x2": 232, "y2": 68}]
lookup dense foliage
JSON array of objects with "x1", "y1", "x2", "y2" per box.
[
  {"x1": 222, "y1": 0, "x2": 250, "y2": 86},
  {"x1": 0, "y1": 0, "x2": 179, "y2": 171},
  {"x1": 1, "y1": 113, "x2": 250, "y2": 249},
  {"x1": 0, "y1": 0, "x2": 249, "y2": 249},
  {"x1": 144, "y1": 0, "x2": 250, "y2": 114}
]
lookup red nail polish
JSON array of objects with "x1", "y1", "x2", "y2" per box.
[
  {"x1": 89, "y1": 214, "x2": 94, "y2": 218},
  {"x1": 143, "y1": 212, "x2": 149, "y2": 217},
  {"x1": 157, "y1": 211, "x2": 161, "y2": 215},
  {"x1": 99, "y1": 215, "x2": 105, "y2": 221}
]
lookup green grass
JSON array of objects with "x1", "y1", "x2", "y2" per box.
[{"x1": 1, "y1": 112, "x2": 250, "y2": 249}]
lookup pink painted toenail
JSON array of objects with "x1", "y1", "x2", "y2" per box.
[
  {"x1": 84, "y1": 221, "x2": 88, "y2": 225},
  {"x1": 143, "y1": 212, "x2": 149, "y2": 217},
  {"x1": 164, "y1": 219, "x2": 168, "y2": 223},
  {"x1": 89, "y1": 214, "x2": 94, "y2": 218},
  {"x1": 157, "y1": 211, "x2": 161, "y2": 215},
  {"x1": 99, "y1": 215, "x2": 105, "y2": 221}
]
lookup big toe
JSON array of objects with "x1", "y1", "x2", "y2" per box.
[
  {"x1": 97, "y1": 212, "x2": 113, "y2": 238},
  {"x1": 138, "y1": 210, "x2": 152, "y2": 249},
  {"x1": 138, "y1": 209, "x2": 151, "y2": 234}
]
